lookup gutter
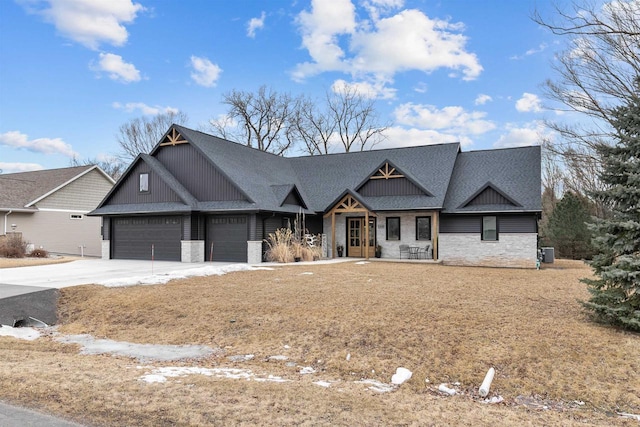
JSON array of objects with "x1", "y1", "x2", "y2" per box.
[{"x1": 3, "y1": 210, "x2": 11, "y2": 234}]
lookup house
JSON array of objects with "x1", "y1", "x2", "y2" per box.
[
  {"x1": 0, "y1": 165, "x2": 115, "y2": 257},
  {"x1": 90, "y1": 125, "x2": 541, "y2": 267}
]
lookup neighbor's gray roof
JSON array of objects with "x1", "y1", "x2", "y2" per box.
[
  {"x1": 442, "y1": 145, "x2": 541, "y2": 213},
  {"x1": 0, "y1": 165, "x2": 95, "y2": 211}
]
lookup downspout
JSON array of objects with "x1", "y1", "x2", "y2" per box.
[{"x1": 3, "y1": 210, "x2": 12, "y2": 234}]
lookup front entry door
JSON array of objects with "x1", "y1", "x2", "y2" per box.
[{"x1": 347, "y1": 217, "x2": 376, "y2": 257}]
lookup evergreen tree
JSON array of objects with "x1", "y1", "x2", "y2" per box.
[
  {"x1": 582, "y1": 84, "x2": 640, "y2": 331},
  {"x1": 548, "y1": 192, "x2": 593, "y2": 259}
]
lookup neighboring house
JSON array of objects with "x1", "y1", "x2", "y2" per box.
[
  {"x1": 0, "y1": 166, "x2": 115, "y2": 257},
  {"x1": 91, "y1": 125, "x2": 541, "y2": 267}
]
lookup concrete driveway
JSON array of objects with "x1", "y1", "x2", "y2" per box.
[{"x1": 0, "y1": 259, "x2": 227, "y2": 289}]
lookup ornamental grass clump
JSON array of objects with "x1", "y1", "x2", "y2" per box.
[{"x1": 265, "y1": 228, "x2": 294, "y2": 263}]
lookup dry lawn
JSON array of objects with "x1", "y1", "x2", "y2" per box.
[
  {"x1": 0, "y1": 256, "x2": 77, "y2": 268},
  {"x1": 0, "y1": 260, "x2": 638, "y2": 426}
]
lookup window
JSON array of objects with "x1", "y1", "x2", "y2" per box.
[
  {"x1": 139, "y1": 173, "x2": 149, "y2": 192},
  {"x1": 386, "y1": 217, "x2": 400, "y2": 240},
  {"x1": 482, "y1": 216, "x2": 498, "y2": 241},
  {"x1": 416, "y1": 217, "x2": 431, "y2": 240},
  {"x1": 70, "y1": 214, "x2": 83, "y2": 220}
]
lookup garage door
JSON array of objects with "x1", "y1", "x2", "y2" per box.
[
  {"x1": 112, "y1": 216, "x2": 182, "y2": 261},
  {"x1": 206, "y1": 216, "x2": 247, "y2": 262}
]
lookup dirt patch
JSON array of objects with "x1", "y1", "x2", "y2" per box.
[{"x1": 0, "y1": 259, "x2": 638, "y2": 426}]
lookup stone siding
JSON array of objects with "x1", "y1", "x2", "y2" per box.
[
  {"x1": 102, "y1": 240, "x2": 110, "y2": 260},
  {"x1": 439, "y1": 233, "x2": 537, "y2": 268},
  {"x1": 247, "y1": 241, "x2": 262, "y2": 264},
  {"x1": 181, "y1": 240, "x2": 204, "y2": 263}
]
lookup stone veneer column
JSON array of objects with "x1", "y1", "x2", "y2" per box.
[
  {"x1": 247, "y1": 241, "x2": 263, "y2": 264},
  {"x1": 181, "y1": 240, "x2": 204, "y2": 263},
  {"x1": 101, "y1": 240, "x2": 110, "y2": 260}
]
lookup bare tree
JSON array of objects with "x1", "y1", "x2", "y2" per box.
[
  {"x1": 292, "y1": 96, "x2": 336, "y2": 155},
  {"x1": 209, "y1": 86, "x2": 301, "y2": 156},
  {"x1": 70, "y1": 156, "x2": 124, "y2": 180},
  {"x1": 117, "y1": 111, "x2": 188, "y2": 161},
  {"x1": 533, "y1": 1, "x2": 640, "y2": 214},
  {"x1": 326, "y1": 87, "x2": 387, "y2": 152}
]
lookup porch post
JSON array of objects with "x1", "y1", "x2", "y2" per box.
[
  {"x1": 433, "y1": 211, "x2": 439, "y2": 260},
  {"x1": 331, "y1": 212, "x2": 336, "y2": 259},
  {"x1": 364, "y1": 211, "x2": 369, "y2": 260}
]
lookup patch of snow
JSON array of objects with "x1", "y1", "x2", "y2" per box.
[
  {"x1": 356, "y1": 379, "x2": 395, "y2": 393},
  {"x1": 355, "y1": 261, "x2": 369, "y2": 265},
  {"x1": 139, "y1": 366, "x2": 290, "y2": 384},
  {"x1": 482, "y1": 395, "x2": 504, "y2": 404},
  {"x1": 268, "y1": 355, "x2": 288, "y2": 361},
  {"x1": 228, "y1": 354, "x2": 255, "y2": 362},
  {"x1": 391, "y1": 367, "x2": 412, "y2": 385},
  {"x1": 300, "y1": 272, "x2": 314, "y2": 275},
  {"x1": 98, "y1": 264, "x2": 272, "y2": 287},
  {"x1": 618, "y1": 412, "x2": 640, "y2": 421},
  {"x1": 346, "y1": 353, "x2": 351, "y2": 361},
  {"x1": 314, "y1": 381, "x2": 332, "y2": 387},
  {"x1": 299, "y1": 366, "x2": 316, "y2": 375},
  {"x1": 283, "y1": 344, "x2": 290, "y2": 349},
  {"x1": 56, "y1": 334, "x2": 215, "y2": 362},
  {"x1": 0, "y1": 325, "x2": 40, "y2": 341}
]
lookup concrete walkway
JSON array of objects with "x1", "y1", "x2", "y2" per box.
[{"x1": 0, "y1": 401, "x2": 85, "y2": 427}]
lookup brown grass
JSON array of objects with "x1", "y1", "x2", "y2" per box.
[
  {"x1": 0, "y1": 256, "x2": 78, "y2": 268},
  {"x1": 0, "y1": 260, "x2": 638, "y2": 426}
]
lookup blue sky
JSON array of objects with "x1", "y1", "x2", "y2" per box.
[{"x1": 0, "y1": 0, "x2": 566, "y2": 173}]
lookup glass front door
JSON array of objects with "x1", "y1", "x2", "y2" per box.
[{"x1": 347, "y1": 217, "x2": 376, "y2": 257}]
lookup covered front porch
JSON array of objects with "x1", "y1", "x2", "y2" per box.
[{"x1": 323, "y1": 193, "x2": 439, "y2": 261}]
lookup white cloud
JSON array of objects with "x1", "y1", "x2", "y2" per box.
[
  {"x1": 515, "y1": 93, "x2": 543, "y2": 113},
  {"x1": 0, "y1": 162, "x2": 45, "y2": 173},
  {"x1": 293, "y1": 2, "x2": 482, "y2": 88},
  {"x1": 510, "y1": 43, "x2": 548, "y2": 60},
  {"x1": 190, "y1": 56, "x2": 222, "y2": 88},
  {"x1": 24, "y1": 0, "x2": 144, "y2": 50},
  {"x1": 379, "y1": 126, "x2": 472, "y2": 149},
  {"x1": 112, "y1": 102, "x2": 178, "y2": 115},
  {"x1": 331, "y1": 79, "x2": 396, "y2": 99},
  {"x1": 493, "y1": 122, "x2": 547, "y2": 148},
  {"x1": 247, "y1": 11, "x2": 266, "y2": 38},
  {"x1": 475, "y1": 94, "x2": 492, "y2": 105},
  {"x1": 0, "y1": 131, "x2": 78, "y2": 157},
  {"x1": 394, "y1": 103, "x2": 496, "y2": 135},
  {"x1": 91, "y1": 53, "x2": 141, "y2": 83}
]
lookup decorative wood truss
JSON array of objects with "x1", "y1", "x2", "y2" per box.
[
  {"x1": 370, "y1": 162, "x2": 404, "y2": 180},
  {"x1": 159, "y1": 128, "x2": 188, "y2": 147}
]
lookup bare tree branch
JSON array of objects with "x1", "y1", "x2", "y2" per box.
[{"x1": 116, "y1": 111, "x2": 188, "y2": 161}]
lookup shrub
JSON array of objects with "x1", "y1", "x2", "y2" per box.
[
  {"x1": 0, "y1": 234, "x2": 28, "y2": 258},
  {"x1": 29, "y1": 248, "x2": 49, "y2": 258}
]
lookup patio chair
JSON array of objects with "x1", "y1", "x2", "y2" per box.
[
  {"x1": 418, "y1": 244, "x2": 432, "y2": 259},
  {"x1": 399, "y1": 244, "x2": 410, "y2": 259}
]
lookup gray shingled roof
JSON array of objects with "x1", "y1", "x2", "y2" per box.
[
  {"x1": 290, "y1": 143, "x2": 461, "y2": 211},
  {"x1": 94, "y1": 125, "x2": 541, "y2": 216},
  {"x1": 0, "y1": 165, "x2": 94, "y2": 211},
  {"x1": 442, "y1": 145, "x2": 541, "y2": 213}
]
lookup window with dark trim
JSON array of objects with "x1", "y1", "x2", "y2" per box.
[
  {"x1": 416, "y1": 216, "x2": 431, "y2": 240},
  {"x1": 482, "y1": 216, "x2": 498, "y2": 241},
  {"x1": 386, "y1": 217, "x2": 400, "y2": 240},
  {"x1": 139, "y1": 173, "x2": 149, "y2": 192}
]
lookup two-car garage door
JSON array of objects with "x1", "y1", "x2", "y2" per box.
[
  {"x1": 111, "y1": 215, "x2": 248, "y2": 262},
  {"x1": 111, "y1": 216, "x2": 182, "y2": 261}
]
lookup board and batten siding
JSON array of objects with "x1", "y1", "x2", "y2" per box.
[
  {"x1": 106, "y1": 162, "x2": 181, "y2": 205},
  {"x1": 155, "y1": 144, "x2": 246, "y2": 201},
  {"x1": 36, "y1": 169, "x2": 113, "y2": 211},
  {"x1": 439, "y1": 214, "x2": 537, "y2": 233},
  {"x1": 358, "y1": 177, "x2": 425, "y2": 197}
]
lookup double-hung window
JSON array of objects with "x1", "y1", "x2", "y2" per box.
[
  {"x1": 386, "y1": 217, "x2": 400, "y2": 240},
  {"x1": 416, "y1": 217, "x2": 431, "y2": 240}
]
